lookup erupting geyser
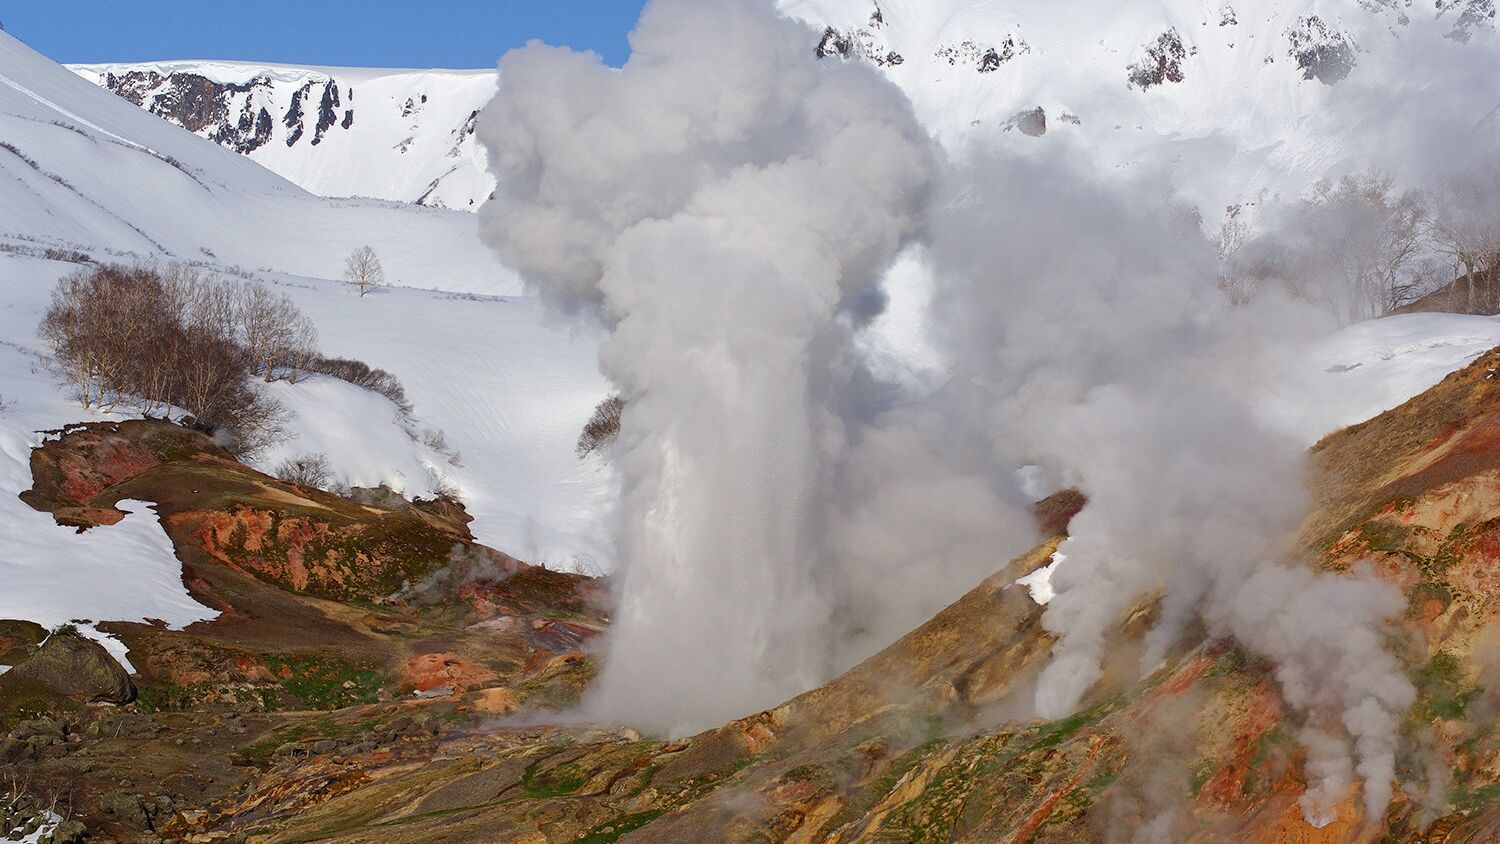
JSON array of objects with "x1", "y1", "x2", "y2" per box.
[{"x1": 478, "y1": 0, "x2": 937, "y2": 734}]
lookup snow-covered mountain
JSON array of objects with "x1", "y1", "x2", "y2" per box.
[
  {"x1": 6, "y1": 41, "x2": 511, "y2": 288},
  {"x1": 71, "y1": 61, "x2": 497, "y2": 209},
  {"x1": 71, "y1": 1, "x2": 1498, "y2": 229},
  {"x1": 781, "y1": 0, "x2": 1498, "y2": 215}
]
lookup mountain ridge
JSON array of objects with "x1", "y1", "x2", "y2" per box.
[
  {"x1": 71, "y1": 0, "x2": 1500, "y2": 232},
  {"x1": 71, "y1": 60, "x2": 497, "y2": 209}
]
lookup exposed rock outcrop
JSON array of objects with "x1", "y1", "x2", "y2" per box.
[
  {"x1": 1127, "y1": 27, "x2": 1189, "y2": 89},
  {"x1": 77, "y1": 65, "x2": 494, "y2": 207},
  {"x1": 1285, "y1": 15, "x2": 1358, "y2": 84},
  {"x1": 4, "y1": 630, "x2": 134, "y2": 705},
  {"x1": 1004, "y1": 106, "x2": 1048, "y2": 137}
]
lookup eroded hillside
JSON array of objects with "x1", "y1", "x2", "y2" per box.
[{"x1": 9, "y1": 352, "x2": 1500, "y2": 840}]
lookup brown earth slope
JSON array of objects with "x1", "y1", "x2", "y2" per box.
[
  {"x1": 10, "y1": 345, "x2": 1500, "y2": 843},
  {"x1": 2, "y1": 420, "x2": 608, "y2": 839}
]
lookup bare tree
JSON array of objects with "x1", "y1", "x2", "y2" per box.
[
  {"x1": 1214, "y1": 205, "x2": 1255, "y2": 306},
  {"x1": 164, "y1": 266, "x2": 237, "y2": 338},
  {"x1": 343, "y1": 245, "x2": 385, "y2": 297},
  {"x1": 41, "y1": 265, "x2": 171, "y2": 411},
  {"x1": 1427, "y1": 165, "x2": 1500, "y2": 313},
  {"x1": 235, "y1": 283, "x2": 320, "y2": 382},
  {"x1": 1286, "y1": 172, "x2": 1430, "y2": 322}
]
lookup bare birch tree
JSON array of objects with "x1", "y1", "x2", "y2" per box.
[
  {"x1": 1287, "y1": 172, "x2": 1429, "y2": 322},
  {"x1": 343, "y1": 245, "x2": 385, "y2": 297},
  {"x1": 1427, "y1": 165, "x2": 1500, "y2": 313},
  {"x1": 236, "y1": 283, "x2": 319, "y2": 382}
]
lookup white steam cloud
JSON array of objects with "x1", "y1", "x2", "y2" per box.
[
  {"x1": 479, "y1": 0, "x2": 940, "y2": 733},
  {"x1": 924, "y1": 155, "x2": 1414, "y2": 824},
  {"x1": 477, "y1": 0, "x2": 1498, "y2": 824}
]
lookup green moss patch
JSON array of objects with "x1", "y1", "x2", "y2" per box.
[
  {"x1": 1413, "y1": 651, "x2": 1480, "y2": 722},
  {"x1": 575, "y1": 810, "x2": 665, "y2": 843}
]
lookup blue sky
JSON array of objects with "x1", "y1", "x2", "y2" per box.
[{"x1": 1, "y1": 1, "x2": 648, "y2": 68}]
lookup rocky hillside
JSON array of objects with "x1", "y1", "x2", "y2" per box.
[
  {"x1": 2, "y1": 420, "x2": 606, "y2": 840},
  {"x1": 71, "y1": 62, "x2": 496, "y2": 209},
  {"x1": 10, "y1": 349, "x2": 1500, "y2": 840}
]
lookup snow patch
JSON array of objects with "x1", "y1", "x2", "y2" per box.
[
  {"x1": 1265, "y1": 313, "x2": 1500, "y2": 444},
  {"x1": 13, "y1": 810, "x2": 63, "y2": 844},
  {"x1": 1019, "y1": 551, "x2": 1064, "y2": 604}
]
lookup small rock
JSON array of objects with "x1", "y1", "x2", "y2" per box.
[
  {"x1": 47, "y1": 819, "x2": 89, "y2": 844},
  {"x1": 101, "y1": 791, "x2": 150, "y2": 828}
]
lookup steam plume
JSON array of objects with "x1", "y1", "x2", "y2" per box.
[
  {"x1": 922, "y1": 154, "x2": 1414, "y2": 824},
  {"x1": 479, "y1": 0, "x2": 937, "y2": 733}
]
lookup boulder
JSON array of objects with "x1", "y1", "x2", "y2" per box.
[
  {"x1": 0, "y1": 618, "x2": 46, "y2": 665},
  {"x1": 5, "y1": 630, "x2": 135, "y2": 704}
]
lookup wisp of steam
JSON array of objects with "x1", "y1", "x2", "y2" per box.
[{"x1": 478, "y1": 0, "x2": 1472, "y2": 825}]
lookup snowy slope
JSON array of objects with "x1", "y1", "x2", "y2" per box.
[
  {"x1": 0, "y1": 251, "x2": 610, "y2": 675},
  {"x1": 0, "y1": 257, "x2": 221, "y2": 668},
  {"x1": 781, "y1": 0, "x2": 1500, "y2": 216},
  {"x1": 0, "y1": 33, "x2": 514, "y2": 293},
  {"x1": 1266, "y1": 312, "x2": 1500, "y2": 444},
  {"x1": 0, "y1": 31, "x2": 613, "y2": 580},
  {"x1": 254, "y1": 277, "x2": 615, "y2": 571},
  {"x1": 71, "y1": 61, "x2": 497, "y2": 209}
]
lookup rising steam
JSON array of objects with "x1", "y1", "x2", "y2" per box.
[
  {"x1": 479, "y1": 0, "x2": 938, "y2": 733},
  {"x1": 477, "y1": 0, "x2": 1483, "y2": 824},
  {"x1": 918, "y1": 155, "x2": 1416, "y2": 823}
]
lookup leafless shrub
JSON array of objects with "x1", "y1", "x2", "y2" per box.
[
  {"x1": 0, "y1": 140, "x2": 39, "y2": 168},
  {"x1": 1214, "y1": 205, "x2": 1256, "y2": 306},
  {"x1": 0, "y1": 140, "x2": 74, "y2": 189},
  {"x1": 421, "y1": 427, "x2": 449, "y2": 452},
  {"x1": 425, "y1": 467, "x2": 463, "y2": 502},
  {"x1": 0, "y1": 240, "x2": 92, "y2": 265},
  {"x1": 5, "y1": 751, "x2": 79, "y2": 840},
  {"x1": 42, "y1": 247, "x2": 91, "y2": 263},
  {"x1": 304, "y1": 355, "x2": 410, "y2": 410},
  {"x1": 415, "y1": 427, "x2": 462, "y2": 467},
  {"x1": 576, "y1": 394, "x2": 625, "y2": 458},
  {"x1": 343, "y1": 245, "x2": 385, "y2": 297},
  {"x1": 275, "y1": 452, "x2": 335, "y2": 490}
]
